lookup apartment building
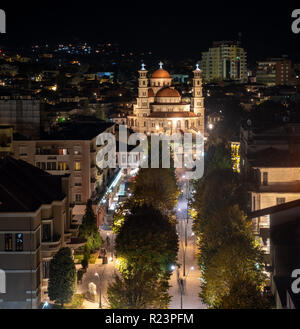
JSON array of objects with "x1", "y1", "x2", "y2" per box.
[
  {"x1": 256, "y1": 57, "x2": 293, "y2": 86},
  {"x1": 241, "y1": 123, "x2": 300, "y2": 266},
  {"x1": 201, "y1": 41, "x2": 247, "y2": 83},
  {"x1": 0, "y1": 157, "x2": 83, "y2": 308},
  {"x1": 13, "y1": 120, "x2": 116, "y2": 221},
  {"x1": 250, "y1": 199, "x2": 300, "y2": 309}
]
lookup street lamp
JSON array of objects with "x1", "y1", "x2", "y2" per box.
[{"x1": 94, "y1": 272, "x2": 102, "y2": 308}]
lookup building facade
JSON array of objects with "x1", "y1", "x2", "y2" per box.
[
  {"x1": 241, "y1": 123, "x2": 300, "y2": 266},
  {"x1": 200, "y1": 41, "x2": 247, "y2": 83},
  {"x1": 13, "y1": 121, "x2": 116, "y2": 220},
  {"x1": 0, "y1": 157, "x2": 83, "y2": 308},
  {"x1": 256, "y1": 58, "x2": 293, "y2": 86},
  {"x1": 127, "y1": 63, "x2": 205, "y2": 135}
]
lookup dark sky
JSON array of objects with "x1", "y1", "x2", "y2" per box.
[{"x1": 1, "y1": 1, "x2": 300, "y2": 64}]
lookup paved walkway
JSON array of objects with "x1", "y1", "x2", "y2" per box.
[
  {"x1": 77, "y1": 258, "x2": 117, "y2": 309},
  {"x1": 169, "y1": 172, "x2": 207, "y2": 309}
]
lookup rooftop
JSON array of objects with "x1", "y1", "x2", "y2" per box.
[{"x1": 0, "y1": 157, "x2": 66, "y2": 213}]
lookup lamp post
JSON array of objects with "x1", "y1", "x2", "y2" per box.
[
  {"x1": 172, "y1": 265, "x2": 194, "y2": 309},
  {"x1": 94, "y1": 272, "x2": 102, "y2": 308}
]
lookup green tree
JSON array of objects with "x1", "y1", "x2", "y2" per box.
[
  {"x1": 192, "y1": 145, "x2": 268, "y2": 308},
  {"x1": 129, "y1": 168, "x2": 179, "y2": 217},
  {"x1": 48, "y1": 247, "x2": 76, "y2": 308},
  {"x1": 79, "y1": 199, "x2": 102, "y2": 252},
  {"x1": 107, "y1": 272, "x2": 171, "y2": 309},
  {"x1": 115, "y1": 205, "x2": 178, "y2": 277},
  {"x1": 218, "y1": 278, "x2": 271, "y2": 309}
]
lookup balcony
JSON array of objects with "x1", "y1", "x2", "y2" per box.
[
  {"x1": 66, "y1": 224, "x2": 80, "y2": 238},
  {"x1": 35, "y1": 149, "x2": 69, "y2": 156},
  {"x1": 41, "y1": 235, "x2": 61, "y2": 252},
  {"x1": 67, "y1": 237, "x2": 86, "y2": 249}
]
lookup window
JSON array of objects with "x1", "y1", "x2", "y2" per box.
[
  {"x1": 58, "y1": 162, "x2": 68, "y2": 171},
  {"x1": 42, "y1": 223, "x2": 51, "y2": 242},
  {"x1": 43, "y1": 261, "x2": 50, "y2": 279},
  {"x1": 5, "y1": 234, "x2": 12, "y2": 251},
  {"x1": 19, "y1": 146, "x2": 28, "y2": 156},
  {"x1": 75, "y1": 194, "x2": 82, "y2": 203},
  {"x1": 74, "y1": 147, "x2": 82, "y2": 155},
  {"x1": 276, "y1": 198, "x2": 286, "y2": 205},
  {"x1": 16, "y1": 233, "x2": 23, "y2": 251},
  {"x1": 263, "y1": 172, "x2": 268, "y2": 185},
  {"x1": 74, "y1": 178, "x2": 82, "y2": 187},
  {"x1": 74, "y1": 161, "x2": 81, "y2": 171},
  {"x1": 58, "y1": 148, "x2": 68, "y2": 155}
]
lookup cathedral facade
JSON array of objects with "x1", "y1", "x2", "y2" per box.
[{"x1": 127, "y1": 62, "x2": 205, "y2": 135}]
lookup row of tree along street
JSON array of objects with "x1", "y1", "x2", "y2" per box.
[
  {"x1": 108, "y1": 166, "x2": 180, "y2": 309},
  {"x1": 191, "y1": 139, "x2": 272, "y2": 308}
]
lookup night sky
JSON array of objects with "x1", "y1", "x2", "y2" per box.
[{"x1": 1, "y1": 1, "x2": 300, "y2": 64}]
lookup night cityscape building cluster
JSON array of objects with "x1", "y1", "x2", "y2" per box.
[{"x1": 0, "y1": 3, "x2": 300, "y2": 313}]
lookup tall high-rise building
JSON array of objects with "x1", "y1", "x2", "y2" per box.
[{"x1": 200, "y1": 41, "x2": 247, "y2": 83}]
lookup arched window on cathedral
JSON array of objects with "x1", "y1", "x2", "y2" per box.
[
  {"x1": 135, "y1": 119, "x2": 137, "y2": 127},
  {"x1": 144, "y1": 121, "x2": 146, "y2": 127},
  {"x1": 185, "y1": 120, "x2": 189, "y2": 129},
  {"x1": 131, "y1": 119, "x2": 134, "y2": 126},
  {"x1": 177, "y1": 120, "x2": 181, "y2": 128}
]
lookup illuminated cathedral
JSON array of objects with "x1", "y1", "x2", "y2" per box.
[{"x1": 127, "y1": 62, "x2": 205, "y2": 135}]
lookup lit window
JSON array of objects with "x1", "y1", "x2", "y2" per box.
[
  {"x1": 75, "y1": 162, "x2": 81, "y2": 171},
  {"x1": 16, "y1": 233, "x2": 23, "y2": 251}
]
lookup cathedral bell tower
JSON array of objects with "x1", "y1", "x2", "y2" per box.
[
  {"x1": 191, "y1": 64, "x2": 205, "y2": 131},
  {"x1": 135, "y1": 63, "x2": 150, "y2": 117}
]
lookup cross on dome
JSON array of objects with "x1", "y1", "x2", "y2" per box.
[{"x1": 159, "y1": 61, "x2": 163, "y2": 69}]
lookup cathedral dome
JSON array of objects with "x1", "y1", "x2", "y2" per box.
[
  {"x1": 156, "y1": 87, "x2": 180, "y2": 97},
  {"x1": 151, "y1": 69, "x2": 171, "y2": 78}
]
